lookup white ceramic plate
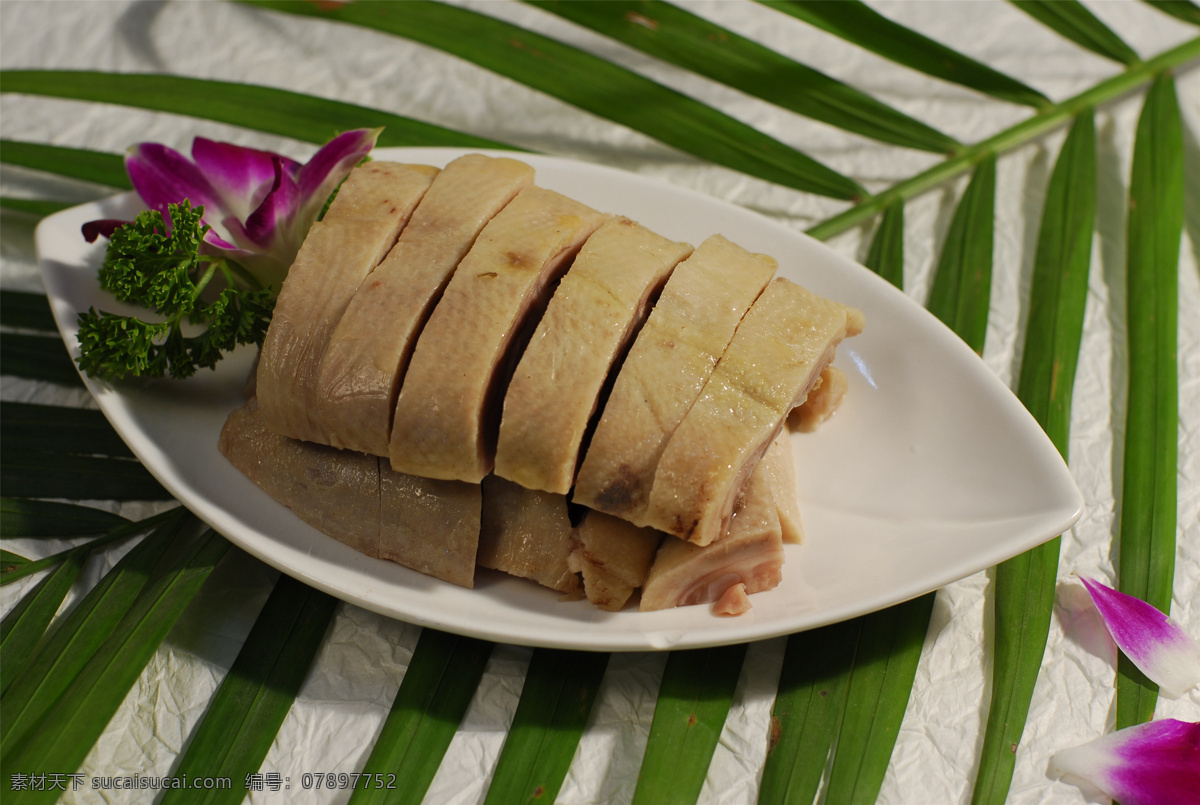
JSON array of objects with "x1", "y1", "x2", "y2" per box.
[{"x1": 37, "y1": 147, "x2": 1083, "y2": 651}]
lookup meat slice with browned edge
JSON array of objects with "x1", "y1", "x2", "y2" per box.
[
  {"x1": 571, "y1": 234, "x2": 775, "y2": 525},
  {"x1": 256, "y1": 162, "x2": 438, "y2": 445},
  {"x1": 388, "y1": 186, "x2": 609, "y2": 483},
  {"x1": 494, "y1": 217, "x2": 692, "y2": 494},
  {"x1": 645, "y1": 278, "x2": 864, "y2": 546},
  {"x1": 639, "y1": 461, "x2": 784, "y2": 612},
  {"x1": 316, "y1": 155, "x2": 535, "y2": 456}
]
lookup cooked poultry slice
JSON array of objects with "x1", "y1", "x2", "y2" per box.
[
  {"x1": 478, "y1": 475, "x2": 580, "y2": 593},
  {"x1": 568, "y1": 510, "x2": 662, "y2": 611},
  {"x1": 389, "y1": 186, "x2": 608, "y2": 483},
  {"x1": 571, "y1": 234, "x2": 775, "y2": 524},
  {"x1": 639, "y1": 462, "x2": 784, "y2": 612},
  {"x1": 494, "y1": 217, "x2": 691, "y2": 494},
  {"x1": 759, "y1": 433, "x2": 804, "y2": 545},
  {"x1": 219, "y1": 399, "x2": 480, "y2": 588},
  {"x1": 645, "y1": 278, "x2": 864, "y2": 546},
  {"x1": 256, "y1": 162, "x2": 438, "y2": 445},
  {"x1": 220, "y1": 398, "x2": 380, "y2": 557},
  {"x1": 379, "y1": 468, "x2": 481, "y2": 589},
  {"x1": 316, "y1": 155, "x2": 535, "y2": 456},
  {"x1": 790, "y1": 365, "x2": 848, "y2": 433}
]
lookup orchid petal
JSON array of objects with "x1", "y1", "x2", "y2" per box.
[
  {"x1": 190, "y1": 137, "x2": 299, "y2": 224},
  {"x1": 293, "y1": 127, "x2": 382, "y2": 226},
  {"x1": 1081, "y1": 577, "x2": 1200, "y2": 698},
  {"x1": 125, "y1": 142, "x2": 222, "y2": 220},
  {"x1": 1051, "y1": 719, "x2": 1200, "y2": 805},
  {"x1": 81, "y1": 219, "x2": 128, "y2": 243}
]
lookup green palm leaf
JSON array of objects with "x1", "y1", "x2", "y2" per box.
[
  {"x1": 0, "y1": 290, "x2": 58, "y2": 332},
  {"x1": 1010, "y1": 0, "x2": 1141, "y2": 64},
  {"x1": 165, "y1": 574, "x2": 338, "y2": 804},
  {"x1": 0, "y1": 140, "x2": 130, "y2": 189},
  {"x1": 1, "y1": 524, "x2": 228, "y2": 805},
  {"x1": 0, "y1": 509, "x2": 185, "y2": 750},
  {"x1": 633, "y1": 644, "x2": 747, "y2": 804},
  {"x1": 1, "y1": 401, "x2": 134, "y2": 458},
  {"x1": 0, "y1": 546, "x2": 87, "y2": 695},
  {"x1": 485, "y1": 648, "x2": 608, "y2": 804},
  {"x1": 525, "y1": 0, "x2": 958, "y2": 153},
  {"x1": 1145, "y1": 0, "x2": 1200, "y2": 26},
  {"x1": 1, "y1": 498, "x2": 127, "y2": 539},
  {"x1": 353, "y1": 629, "x2": 493, "y2": 805},
  {"x1": 1116, "y1": 72, "x2": 1183, "y2": 729},
  {"x1": 0, "y1": 332, "x2": 84, "y2": 387},
  {"x1": 241, "y1": 0, "x2": 863, "y2": 199},
  {"x1": 760, "y1": 622, "x2": 859, "y2": 804},
  {"x1": 757, "y1": 0, "x2": 1049, "y2": 107},
  {"x1": 973, "y1": 109, "x2": 1096, "y2": 805},
  {"x1": 0, "y1": 70, "x2": 514, "y2": 151}
]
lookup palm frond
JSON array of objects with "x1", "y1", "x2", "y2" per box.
[{"x1": 1, "y1": 2, "x2": 1197, "y2": 803}]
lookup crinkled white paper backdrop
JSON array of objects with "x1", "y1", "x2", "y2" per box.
[{"x1": 1, "y1": 1, "x2": 1198, "y2": 803}]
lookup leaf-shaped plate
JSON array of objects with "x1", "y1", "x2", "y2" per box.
[{"x1": 36, "y1": 148, "x2": 1082, "y2": 651}]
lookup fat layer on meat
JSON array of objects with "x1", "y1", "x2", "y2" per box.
[
  {"x1": 389, "y1": 186, "x2": 609, "y2": 483},
  {"x1": 639, "y1": 461, "x2": 784, "y2": 612},
  {"x1": 494, "y1": 217, "x2": 691, "y2": 494},
  {"x1": 316, "y1": 155, "x2": 535, "y2": 456},
  {"x1": 645, "y1": 278, "x2": 864, "y2": 546},
  {"x1": 568, "y1": 510, "x2": 662, "y2": 611},
  {"x1": 256, "y1": 162, "x2": 438, "y2": 445},
  {"x1": 219, "y1": 398, "x2": 480, "y2": 588},
  {"x1": 478, "y1": 475, "x2": 580, "y2": 593},
  {"x1": 571, "y1": 234, "x2": 775, "y2": 525}
]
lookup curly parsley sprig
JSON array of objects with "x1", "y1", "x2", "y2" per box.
[{"x1": 76, "y1": 201, "x2": 275, "y2": 381}]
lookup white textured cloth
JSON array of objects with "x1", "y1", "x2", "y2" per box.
[{"x1": 1, "y1": 1, "x2": 1197, "y2": 803}]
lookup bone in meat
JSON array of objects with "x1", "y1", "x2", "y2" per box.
[
  {"x1": 571, "y1": 234, "x2": 775, "y2": 525},
  {"x1": 389, "y1": 186, "x2": 608, "y2": 482},
  {"x1": 639, "y1": 461, "x2": 784, "y2": 612},
  {"x1": 256, "y1": 162, "x2": 438, "y2": 445},
  {"x1": 645, "y1": 277, "x2": 864, "y2": 546},
  {"x1": 478, "y1": 475, "x2": 579, "y2": 593},
  {"x1": 316, "y1": 155, "x2": 534, "y2": 456},
  {"x1": 495, "y1": 217, "x2": 691, "y2": 494}
]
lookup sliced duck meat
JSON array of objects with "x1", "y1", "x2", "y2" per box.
[
  {"x1": 219, "y1": 399, "x2": 480, "y2": 588},
  {"x1": 478, "y1": 475, "x2": 580, "y2": 594},
  {"x1": 567, "y1": 510, "x2": 662, "y2": 611},
  {"x1": 571, "y1": 234, "x2": 775, "y2": 525},
  {"x1": 219, "y1": 398, "x2": 380, "y2": 557},
  {"x1": 645, "y1": 278, "x2": 864, "y2": 546},
  {"x1": 256, "y1": 162, "x2": 438, "y2": 445},
  {"x1": 316, "y1": 155, "x2": 535, "y2": 456},
  {"x1": 388, "y1": 186, "x2": 609, "y2": 483},
  {"x1": 379, "y1": 467, "x2": 481, "y2": 589},
  {"x1": 790, "y1": 365, "x2": 848, "y2": 432},
  {"x1": 494, "y1": 217, "x2": 691, "y2": 494},
  {"x1": 639, "y1": 462, "x2": 784, "y2": 612},
  {"x1": 759, "y1": 433, "x2": 804, "y2": 545}
]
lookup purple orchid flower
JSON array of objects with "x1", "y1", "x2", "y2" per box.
[
  {"x1": 1080, "y1": 577, "x2": 1200, "y2": 698},
  {"x1": 1051, "y1": 719, "x2": 1200, "y2": 805},
  {"x1": 117, "y1": 128, "x2": 380, "y2": 290}
]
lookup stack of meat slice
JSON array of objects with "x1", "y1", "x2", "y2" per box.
[{"x1": 221, "y1": 155, "x2": 863, "y2": 614}]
